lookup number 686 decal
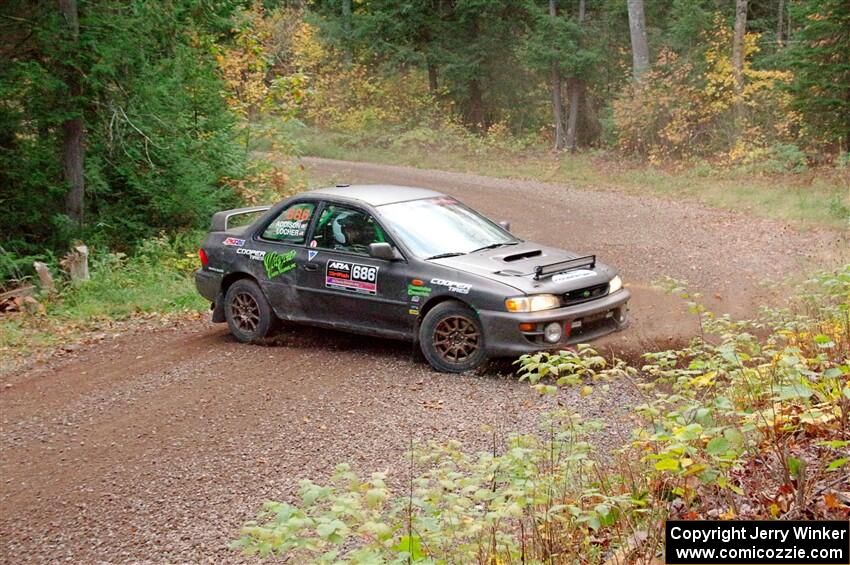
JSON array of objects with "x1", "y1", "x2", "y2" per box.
[{"x1": 326, "y1": 260, "x2": 379, "y2": 295}]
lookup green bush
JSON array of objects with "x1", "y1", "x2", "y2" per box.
[
  {"x1": 1, "y1": 1, "x2": 246, "y2": 265},
  {"x1": 232, "y1": 267, "x2": 850, "y2": 562}
]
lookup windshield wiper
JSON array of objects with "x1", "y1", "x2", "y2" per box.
[
  {"x1": 426, "y1": 252, "x2": 467, "y2": 260},
  {"x1": 469, "y1": 241, "x2": 519, "y2": 253}
]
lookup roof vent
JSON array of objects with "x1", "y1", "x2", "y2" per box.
[{"x1": 335, "y1": 183, "x2": 350, "y2": 188}]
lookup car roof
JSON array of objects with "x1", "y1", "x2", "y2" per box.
[{"x1": 307, "y1": 184, "x2": 443, "y2": 207}]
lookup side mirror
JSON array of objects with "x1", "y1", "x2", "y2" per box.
[
  {"x1": 498, "y1": 220, "x2": 511, "y2": 232},
  {"x1": 368, "y1": 242, "x2": 398, "y2": 261}
]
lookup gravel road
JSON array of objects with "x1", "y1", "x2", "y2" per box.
[{"x1": 1, "y1": 158, "x2": 844, "y2": 563}]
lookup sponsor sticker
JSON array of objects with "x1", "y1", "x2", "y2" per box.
[
  {"x1": 326, "y1": 260, "x2": 379, "y2": 295},
  {"x1": 208, "y1": 266, "x2": 224, "y2": 273},
  {"x1": 222, "y1": 237, "x2": 244, "y2": 247},
  {"x1": 430, "y1": 278, "x2": 471, "y2": 294},
  {"x1": 272, "y1": 219, "x2": 308, "y2": 238},
  {"x1": 263, "y1": 250, "x2": 296, "y2": 279},
  {"x1": 308, "y1": 250, "x2": 318, "y2": 261},
  {"x1": 237, "y1": 248, "x2": 266, "y2": 261},
  {"x1": 408, "y1": 283, "x2": 431, "y2": 296},
  {"x1": 552, "y1": 269, "x2": 595, "y2": 284}
]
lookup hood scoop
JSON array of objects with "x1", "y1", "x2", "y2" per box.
[{"x1": 502, "y1": 249, "x2": 543, "y2": 262}]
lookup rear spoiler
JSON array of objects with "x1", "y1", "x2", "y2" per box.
[
  {"x1": 534, "y1": 255, "x2": 596, "y2": 280},
  {"x1": 210, "y1": 206, "x2": 271, "y2": 232}
]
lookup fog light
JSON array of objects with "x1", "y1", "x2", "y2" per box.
[{"x1": 543, "y1": 322, "x2": 562, "y2": 343}]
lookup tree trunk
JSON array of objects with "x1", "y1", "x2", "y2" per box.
[
  {"x1": 732, "y1": 0, "x2": 748, "y2": 119},
  {"x1": 59, "y1": 0, "x2": 85, "y2": 228},
  {"x1": 549, "y1": 0, "x2": 565, "y2": 150},
  {"x1": 427, "y1": 60, "x2": 438, "y2": 94},
  {"x1": 342, "y1": 0, "x2": 352, "y2": 62},
  {"x1": 467, "y1": 78, "x2": 484, "y2": 132},
  {"x1": 776, "y1": 0, "x2": 784, "y2": 46},
  {"x1": 564, "y1": 0, "x2": 585, "y2": 152},
  {"x1": 565, "y1": 79, "x2": 583, "y2": 152},
  {"x1": 626, "y1": 0, "x2": 650, "y2": 79}
]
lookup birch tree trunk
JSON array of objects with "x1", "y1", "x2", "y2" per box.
[
  {"x1": 564, "y1": 0, "x2": 585, "y2": 152},
  {"x1": 732, "y1": 0, "x2": 748, "y2": 119},
  {"x1": 59, "y1": 0, "x2": 85, "y2": 228},
  {"x1": 627, "y1": 0, "x2": 650, "y2": 79},
  {"x1": 549, "y1": 0, "x2": 565, "y2": 150}
]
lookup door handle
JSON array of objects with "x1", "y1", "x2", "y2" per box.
[{"x1": 303, "y1": 263, "x2": 318, "y2": 272}]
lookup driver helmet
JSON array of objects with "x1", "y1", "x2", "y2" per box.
[{"x1": 332, "y1": 211, "x2": 375, "y2": 247}]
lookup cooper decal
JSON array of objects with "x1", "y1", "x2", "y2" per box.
[
  {"x1": 326, "y1": 260, "x2": 378, "y2": 295},
  {"x1": 237, "y1": 248, "x2": 266, "y2": 261},
  {"x1": 430, "y1": 278, "x2": 471, "y2": 294},
  {"x1": 263, "y1": 250, "x2": 296, "y2": 279},
  {"x1": 552, "y1": 269, "x2": 595, "y2": 284},
  {"x1": 222, "y1": 237, "x2": 244, "y2": 247}
]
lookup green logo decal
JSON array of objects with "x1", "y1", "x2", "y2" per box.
[
  {"x1": 407, "y1": 284, "x2": 431, "y2": 296},
  {"x1": 264, "y1": 250, "x2": 297, "y2": 278}
]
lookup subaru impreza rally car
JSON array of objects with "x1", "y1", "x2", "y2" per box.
[{"x1": 195, "y1": 185, "x2": 630, "y2": 372}]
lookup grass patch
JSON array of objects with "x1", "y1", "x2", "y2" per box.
[
  {"x1": 1, "y1": 233, "x2": 207, "y2": 372},
  {"x1": 296, "y1": 127, "x2": 850, "y2": 230}
]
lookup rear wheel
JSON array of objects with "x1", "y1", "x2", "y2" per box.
[
  {"x1": 224, "y1": 279, "x2": 276, "y2": 343},
  {"x1": 419, "y1": 302, "x2": 487, "y2": 373}
]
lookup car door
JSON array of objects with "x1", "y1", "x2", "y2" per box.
[
  {"x1": 251, "y1": 199, "x2": 319, "y2": 321},
  {"x1": 296, "y1": 201, "x2": 413, "y2": 338}
]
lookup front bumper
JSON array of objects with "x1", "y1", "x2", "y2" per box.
[{"x1": 478, "y1": 289, "x2": 631, "y2": 357}]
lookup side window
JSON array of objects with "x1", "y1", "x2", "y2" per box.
[
  {"x1": 261, "y1": 202, "x2": 315, "y2": 244},
  {"x1": 312, "y1": 204, "x2": 386, "y2": 255}
]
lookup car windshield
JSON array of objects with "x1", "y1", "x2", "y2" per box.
[{"x1": 378, "y1": 196, "x2": 517, "y2": 259}]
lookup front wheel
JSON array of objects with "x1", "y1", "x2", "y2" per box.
[
  {"x1": 224, "y1": 279, "x2": 276, "y2": 343},
  {"x1": 419, "y1": 302, "x2": 487, "y2": 373}
]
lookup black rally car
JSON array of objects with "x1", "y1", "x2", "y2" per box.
[{"x1": 195, "y1": 185, "x2": 630, "y2": 372}]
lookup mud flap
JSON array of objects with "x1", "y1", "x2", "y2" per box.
[
  {"x1": 211, "y1": 292, "x2": 226, "y2": 323},
  {"x1": 410, "y1": 315, "x2": 426, "y2": 362}
]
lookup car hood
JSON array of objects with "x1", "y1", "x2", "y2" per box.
[{"x1": 430, "y1": 241, "x2": 616, "y2": 295}]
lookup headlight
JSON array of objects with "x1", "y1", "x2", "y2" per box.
[
  {"x1": 609, "y1": 275, "x2": 622, "y2": 294},
  {"x1": 505, "y1": 294, "x2": 560, "y2": 312}
]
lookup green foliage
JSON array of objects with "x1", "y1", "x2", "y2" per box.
[
  {"x1": 1, "y1": 0, "x2": 246, "y2": 265},
  {"x1": 298, "y1": 0, "x2": 847, "y2": 158},
  {"x1": 232, "y1": 418, "x2": 639, "y2": 563},
  {"x1": 785, "y1": 0, "x2": 850, "y2": 149},
  {"x1": 233, "y1": 266, "x2": 850, "y2": 561},
  {"x1": 0, "y1": 232, "x2": 207, "y2": 360}
]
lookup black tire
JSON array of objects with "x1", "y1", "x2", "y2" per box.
[
  {"x1": 224, "y1": 279, "x2": 276, "y2": 343},
  {"x1": 419, "y1": 301, "x2": 487, "y2": 373}
]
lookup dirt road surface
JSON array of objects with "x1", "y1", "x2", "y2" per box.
[{"x1": 1, "y1": 158, "x2": 843, "y2": 563}]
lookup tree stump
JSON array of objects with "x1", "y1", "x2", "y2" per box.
[
  {"x1": 61, "y1": 244, "x2": 90, "y2": 282},
  {"x1": 33, "y1": 261, "x2": 56, "y2": 293}
]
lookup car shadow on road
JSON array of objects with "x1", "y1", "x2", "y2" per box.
[{"x1": 211, "y1": 321, "x2": 522, "y2": 379}]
